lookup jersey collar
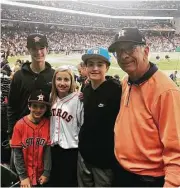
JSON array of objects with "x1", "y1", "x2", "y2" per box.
[{"x1": 128, "y1": 62, "x2": 158, "y2": 85}]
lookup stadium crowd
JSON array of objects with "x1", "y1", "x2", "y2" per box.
[
  {"x1": 15, "y1": 1, "x2": 180, "y2": 16},
  {"x1": 1, "y1": 27, "x2": 180, "y2": 55},
  {"x1": 1, "y1": 5, "x2": 176, "y2": 30},
  {"x1": 1, "y1": 2, "x2": 180, "y2": 54}
]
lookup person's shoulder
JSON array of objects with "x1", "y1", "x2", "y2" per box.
[
  {"x1": 45, "y1": 62, "x2": 55, "y2": 72},
  {"x1": 14, "y1": 118, "x2": 25, "y2": 129},
  {"x1": 11, "y1": 69, "x2": 25, "y2": 83},
  {"x1": 51, "y1": 67, "x2": 55, "y2": 73},
  {"x1": 70, "y1": 92, "x2": 81, "y2": 100},
  {"x1": 13, "y1": 69, "x2": 22, "y2": 77},
  {"x1": 151, "y1": 70, "x2": 179, "y2": 93},
  {"x1": 83, "y1": 82, "x2": 91, "y2": 91},
  {"x1": 105, "y1": 77, "x2": 122, "y2": 89}
]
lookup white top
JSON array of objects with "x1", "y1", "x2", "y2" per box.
[{"x1": 50, "y1": 92, "x2": 84, "y2": 149}]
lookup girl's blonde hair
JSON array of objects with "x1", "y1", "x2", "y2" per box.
[{"x1": 50, "y1": 68, "x2": 76, "y2": 105}]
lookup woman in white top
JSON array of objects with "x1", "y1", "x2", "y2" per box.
[{"x1": 49, "y1": 67, "x2": 83, "y2": 187}]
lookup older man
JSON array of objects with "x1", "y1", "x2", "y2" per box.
[{"x1": 108, "y1": 28, "x2": 180, "y2": 187}]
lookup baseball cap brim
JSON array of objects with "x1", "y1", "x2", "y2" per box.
[
  {"x1": 82, "y1": 54, "x2": 110, "y2": 64},
  {"x1": 28, "y1": 100, "x2": 51, "y2": 106},
  {"x1": 108, "y1": 40, "x2": 146, "y2": 53},
  {"x1": 27, "y1": 44, "x2": 48, "y2": 49}
]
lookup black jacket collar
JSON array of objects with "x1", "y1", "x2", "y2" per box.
[
  {"x1": 22, "y1": 61, "x2": 52, "y2": 74},
  {"x1": 128, "y1": 62, "x2": 158, "y2": 85}
]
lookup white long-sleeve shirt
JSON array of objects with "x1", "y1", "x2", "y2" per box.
[{"x1": 50, "y1": 92, "x2": 84, "y2": 149}]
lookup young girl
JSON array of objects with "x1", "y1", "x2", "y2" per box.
[
  {"x1": 11, "y1": 89, "x2": 51, "y2": 187},
  {"x1": 49, "y1": 67, "x2": 84, "y2": 187}
]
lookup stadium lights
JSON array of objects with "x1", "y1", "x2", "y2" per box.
[{"x1": 1, "y1": 0, "x2": 174, "y2": 20}]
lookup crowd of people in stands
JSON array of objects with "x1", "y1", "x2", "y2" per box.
[
  {"x1": 1, "y1": 27, "x2": 180, "y2": 55},
  {"x1": 15, "y1": 1, "x2": 180, "y2": 17},
  {"x1": 17, "y1": 0, "x2": 180, "y2": 9},
  {"x1": 1, "y1": 5, "x2": 176, "y2": 30},
  {"x1": 1, "y1": 1, "x2": 180, "y2": 55}
]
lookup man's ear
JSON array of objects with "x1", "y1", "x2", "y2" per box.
[{"x1": 144, "y1": 46, "x2": 149, "y2": 57}]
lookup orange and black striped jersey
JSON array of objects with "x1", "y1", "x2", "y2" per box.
[{"x1": 114, "y1": 64, "x2": 180, "y2": 187}]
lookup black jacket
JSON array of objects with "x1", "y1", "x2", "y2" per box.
[
  {"x1": 78, "y1": 78, "x2": 122, "y2": 168},
  {"x1": 7, "y1": 62, "x2": 54, "y2": 138}
]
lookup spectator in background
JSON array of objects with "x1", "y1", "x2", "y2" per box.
[
  {"x1": 77, "y1": 62, "x2": 89, "y2": 91},
  {"x1": 170, "y1": 70, "x2": 179, "y2": 86},
  {"x1": 114, "y1": 74, "x2": 120, "y2": 82},
  {"x1": 10, "y1": 64, "x2": 21, "y2": 80},
  {"x1": 1, "y1": 54, "x2": 12, "y2": 77},
  {"x1": 165, "y1": 54, "x2": 170, "y2": 62},
  {"x1": 11, "y1": 59, "x2": 21, "y2": 72}
]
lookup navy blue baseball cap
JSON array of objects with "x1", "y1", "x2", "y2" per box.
[
  {"x1": 27, "y1": 33, "x2": 48, "y2": 49},
  {"x1": 82, "y1": 47, "x2": 111, "y2": 65},
  {"x1": 108, "y1": 28, "x2": 146, "y2": 53},
  {"x1": 28, "y1": 90, "x2": 50, "y2": 106}
]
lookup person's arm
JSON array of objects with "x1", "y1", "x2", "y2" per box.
[
  {"x1": 11, "y1": 123, "x2": 31, "y2": 187},
  {"x1": 7, "y1": 72, "x2": 20, "y2": 139},
  {"x1": 13, "y1": 148, "x2": 28, "y2": 180},
  {"x1": 111, "y1": 81, "x2": 122, "y2": 117},
  {"x1": 42, "y1": 145, "x2": 51, "y2": 178},
  {"x1": 152, "y1": 89, "x2": 180, "y2": 187},
  {"x1": 77, "y1": 98, "x2": 84, "y2": 130}
]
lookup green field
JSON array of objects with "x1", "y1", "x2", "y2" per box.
[{"x1": 8, "y1": 52, "x2": 180, "y2": 85}]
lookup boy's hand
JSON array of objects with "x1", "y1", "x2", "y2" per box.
[
  {"x1": 84, "y1": 78, "x2": 90, "y2": 85},
  {"x1": 39, "y1": 175, "x2": 48, "y2": 185},
  {"x1": 78, "y1": 92, "x2": 84, "y2": 100},
  {"x1": 20, "y1": 177, "x2": 31, "y2": 187}
]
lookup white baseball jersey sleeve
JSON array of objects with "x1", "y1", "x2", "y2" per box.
[{"x1": 50, "y1": 92, "x2": 84, "y2": 149}]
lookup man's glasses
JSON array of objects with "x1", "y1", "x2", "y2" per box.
[
  {"x1": 113, "y1": 44, "x2": 144, "y2": 58},
  {"x1": 118, "y1": 44, "x2": 140, "y2": 53}
]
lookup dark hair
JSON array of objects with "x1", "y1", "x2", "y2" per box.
[
  {"x1": 79, "y1": 62, "x2": 85, "y2": 67},
  {"x1": 28, "y1": 102, "x2": 51, "y2": 117},
  {"x1": 16, "y1": 59, "x2": 22, "y2": 64}
]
